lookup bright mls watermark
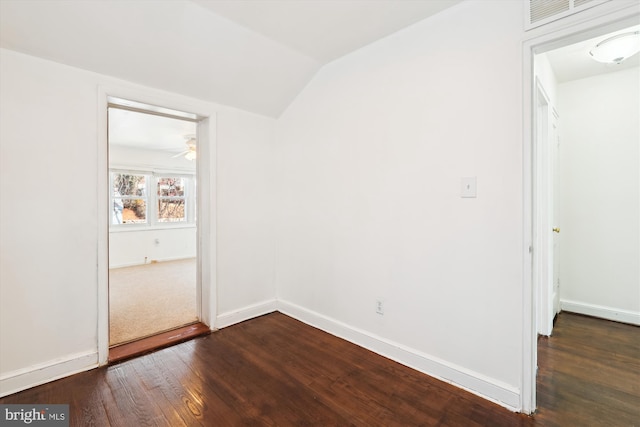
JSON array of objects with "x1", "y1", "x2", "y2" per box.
[{"x1": 0, "y1": 405, "x2": 68, "y2": 427}]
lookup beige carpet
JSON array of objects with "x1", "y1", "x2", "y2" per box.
[{"x1": 109, "y1": 258, "x2": 198, "y2": 346}]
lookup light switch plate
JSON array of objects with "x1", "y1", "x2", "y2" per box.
[{"x1": 461, "y1": 177, "x2": 477, "y2": 198}]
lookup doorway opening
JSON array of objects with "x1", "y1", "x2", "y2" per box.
[
  {"x1": 527, "y1": 17, "x2": 640, "y2": 413},
  {"x1": 533, "y1": 24, "x2": 639, "y2": 338},
  {"x1": 107, "y1": 98, "x2": 209, "y2": 361}
]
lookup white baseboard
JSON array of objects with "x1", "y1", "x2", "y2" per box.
[
  {"x1": 1, "y1": 301, "x2": 524, "y2": 412},
  {"x1": 109, "y1": 256, "x2": 196, "y2": 269},
  {"x1": 0, "y1": 300, "x2": 276, "y2": 398},
  {"x1": 0, "y1": 351, "x2": 98, "y2": 398},
  {"x1": 277, "y1": 299, "x2": 520, "y2": 412},
  {"x1": 216, "y1": 299, "x2": 278, "y2": 329},
  {"x1": 560, "y1": 300, "x2": 640, "y2": 326}
]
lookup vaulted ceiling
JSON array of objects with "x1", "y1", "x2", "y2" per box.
[
  {"x1": 193, "y1": 0, "x2": 462, "y2": 63},
  {"x1": 0, "y1": 0, "x2": 462, "y2": 117},
  {"x1": 5, "y1": 0, "x2": 633, "y2": 118}
]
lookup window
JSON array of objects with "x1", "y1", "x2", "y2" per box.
[
  {"x1": 110, "y1": 170, "x2": 194, "y2": 227},
  {"x1": 157, "y1": 177, "x2": 186, "y2": 223},
  {"x1": 112, "y1": 173, "x2": 147, "y2": 224}
]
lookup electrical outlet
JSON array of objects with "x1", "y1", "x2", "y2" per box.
[{"x1": 376, "y1": 299, "x2": 384, "y2": 315}]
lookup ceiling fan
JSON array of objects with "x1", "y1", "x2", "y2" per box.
[{"x1": 172, "y1": 135, "x2": 196, "y2": 160}]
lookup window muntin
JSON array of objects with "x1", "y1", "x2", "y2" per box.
[{"x1": 110, "y1": 171, "x2": 194, "y2": 227}]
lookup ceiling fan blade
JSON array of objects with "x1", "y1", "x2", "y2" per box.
[{"x1": 171, "y1": 150, "x2": 190, "y2": 158}]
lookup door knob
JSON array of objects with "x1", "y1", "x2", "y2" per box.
[{"x1": 552, "y1": 227, "x2": 560, "y2": 233}]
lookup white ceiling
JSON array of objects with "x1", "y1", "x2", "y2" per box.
[
  {"x1": 108, "y1": 109, "x2": 197, "y2": 153},
  {"x1": 0, "y1": 0, "x2": 461, "y2": 118},
  {"x1": 2, "y1": 0, "x2": 634, "y2": 122},
  {"x1": 194, "y1": 0, "x2": 463, "y2": 63},
  {"x1": 0, "y1": 0, "x2": 318, "y2": 118},
  {"x1": 545, "y1": 25, "x2": 640, "y2": 83}
]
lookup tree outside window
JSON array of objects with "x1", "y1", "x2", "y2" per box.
[
  {"x1": 112, "y1": 173, "x2": 147, "y2": 224},
  {"x1": 157, "y1": 177, "x2": 186, "y2": 222}
]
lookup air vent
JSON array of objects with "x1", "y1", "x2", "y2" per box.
[
  {"x1": 573, "y1": 0, "x2": 596, "y2": 6},
  {"x1": 526, "y1": 0, "x2": 611, "y2": 30},
  {"x1": 530, "y1": 0, "x2": 570, "y2": 24}
]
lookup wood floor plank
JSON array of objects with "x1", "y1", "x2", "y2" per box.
[
  {"x1": 105, "y1": 362, "x2": 172, "y2": 426},
  {"x1": 65, "y1": 370, "x2": 111, "y2": 427},
  {"x1": 109, "y1": 322, "x2": 210, "y2": 363},
  {"x1": 136, "y1": 349, "x2": 207, "y2": 426},
  {"x1": 174, "y1": 336, "x2": 310, "y2": 425},
  {"x1": 1, "y1": 311, "x2": 637, "y2": 426},
  {"x1": 535, "y1": 312, "x2": 640, "y2": 427},
  {"x1": 222, "y1": 316, "x2": 423, "y2": 424}
]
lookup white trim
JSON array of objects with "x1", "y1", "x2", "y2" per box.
[
  {"x1": 97, "y1": 83, "x2": 217, "y2": 365},
  {"x1": 197, "y1": 117, "x2": 217, "y2": 328},
  {"x1": 534, "y1": 77, "x2": 554, "y2": 338},
  {"x1": 0, "y1": 351, "x2": 98, "y2": 398},
  {"x1": 109, "y1": 164, "x2": 196, "y2": 176},
  {"x1": 522, "y1": 31, "x2": 537, "y2": 417},
  {"x1": 109, "y1": 255, "x2": 197, "y2": 270},
  {"x1": 97, "y1": 87, "x2": 110, "y2": 366},
  {"x1": 108, "y1": 96, "x2": 201, "y2": 122},
  {"x1": 216, "y1": 299, "x2": 278, "y2": 329},
  {"x1": 109, "y1": 223, "x2": 196, "y2": 233},
  {"x1": 522, "y1": 5, "x2": 640, "y2": 416},
  {"x1": 561, "y1": 300, "x2": 640, "y2": 326},
  {"x1": 278, "y1": 300, "x2": 520, "y2": 412}
]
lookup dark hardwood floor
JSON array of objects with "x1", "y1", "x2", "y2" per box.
[
  {"x1": 535, "y1": 312, "x2": 640, "y2": 427},
  {"x1": 1, "y1": 312, "x2": 638, "y2": 426},
  {"x1": 108, "y1": 322, "x2": 211, "y2": 364}
]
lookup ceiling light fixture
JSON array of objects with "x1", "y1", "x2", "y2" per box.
[
  {"x1": 172, "y1": 135, "x2": 197, "y2": 161},
  {"x1": 589, "y1": 31, "x2": 640, "y2": 64}
]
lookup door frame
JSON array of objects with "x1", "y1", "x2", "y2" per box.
[
  {"x1": 521, "y1": 6, "x2": 640, "y2": 414},
  {"x1": 533, "y1": 78, "x2": 555, "y2": 337},
  {"x1": 97, "y1": 84, "x2": 217, "y2": 366}
]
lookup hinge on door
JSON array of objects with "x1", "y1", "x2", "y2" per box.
[{"x1": 529, "y1": 245, "x2": 533, "y2": 254}]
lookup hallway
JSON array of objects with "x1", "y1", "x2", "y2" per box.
[{"x1": 536, "y1": 312, "x2": 640, "y2": 426}]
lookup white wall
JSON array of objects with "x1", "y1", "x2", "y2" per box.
[
  {"x1": 558, "y1": 67, "x2": 640, "y2": 324},
  {"x1": 0, "y1": 48, "x2": 276, "y2": 394},
  {"x1": 275, "y1": 0, "x2": 524, "y2": 409},
  {"x1": 216, "y1": 110, "x2": 277, "y2": 317},
  {"x1": 109, "y1": 228, "x2": 196, "y2": 268}
]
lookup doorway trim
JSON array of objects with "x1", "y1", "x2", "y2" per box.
[
  {"x1": 522, "y1": 5, "x2": 640, "y2": 414},
  {"x1": 97, "y1": 84, "x2": 217, "y2": 366},
  {"x1": 533, "y1": 78, "x2": 555, "y2": 338}
]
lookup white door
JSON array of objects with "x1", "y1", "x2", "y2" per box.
[
  {"x1": 534, "y1": 82, "x2": 555, "y2": 336},
  {"x1": 551, "y1": 114, "x2": 561, "y2": 316}
]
